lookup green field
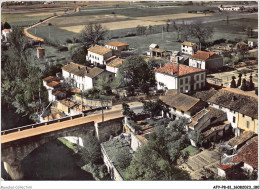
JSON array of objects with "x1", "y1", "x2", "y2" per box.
[{"x1": 1, "y1": 13, "x2": 54, "y2": 26}]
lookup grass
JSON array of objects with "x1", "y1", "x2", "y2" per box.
[
  {"x1": 181, "y1": 145, "x2": 199, "y2": 156},
  {"x1": 1, "y1": 13, "x2": 54, "y2": 26},
  {"x1": 58, "y1": 137, "x2": 78, "y2": 153}
]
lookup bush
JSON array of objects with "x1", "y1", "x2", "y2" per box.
[
  {"x1": 66, "y1": 38, "x2": 72, "y2": 43},
  {"x1": 58, "y1": 46, "x2": 68, "y2": 51}
]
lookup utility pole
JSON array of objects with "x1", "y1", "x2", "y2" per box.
[
  {"x1": 162, "y1": 27, "x2": 164, "y2": 40},
  {"x1": 101, "y1": 98, "x2": 104, "y2": 122}
]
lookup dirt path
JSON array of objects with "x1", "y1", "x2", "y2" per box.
[{"x1": 23, "y1": 7, "x2": 80, "y2": 42}]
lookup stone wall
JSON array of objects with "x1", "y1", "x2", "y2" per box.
[
  {"x1": 95, "y1": 117, "x2": 124, "y2": 143},
  {"x1": 74, "y1": 95, "x2": 112, "y2": 107}
]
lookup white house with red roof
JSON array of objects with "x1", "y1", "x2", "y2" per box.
[
  {"x1": 86, "y1": 46, "x2": 113, "y2": 66},
  {"x1": 105, "y1": 41, "x2": 129, "y2": 56},
  {"x1": 189, "y1": 51, "x2": 223, "y2": 71},
  {"x1": 2, "y1": 29, "x2": 12, "y2": 42},
  {"x1": 154, "y1": 63, "x2": 206, "y2": 93},
  {"x1": 181, "y1": 42, "x2": 198, "y2": 55}
]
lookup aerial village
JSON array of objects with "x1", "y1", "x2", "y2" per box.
[{"x1": 1, "y1": 1, "x2": 258, "y2": 182}]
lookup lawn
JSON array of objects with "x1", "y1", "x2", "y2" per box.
[
  {"x1": 181, "y1": 145, "x2": 199, "y2": 156},
  {"x1": 58, "y1": 137, "x2": 78, "y2": 153}
]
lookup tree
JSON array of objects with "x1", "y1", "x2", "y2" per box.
[
  {"x1": 141, "y1": 99, "x2": 163, "y2": 118},
  {"x1": 136, "y1": 25, "x2": 146, "y2": 36},
  {"x1": 1, "y1": 27, "x2": 48, "y2": 121},
  {"x1": 70, "y1": 45, "x2": 88, "y2": 65},
  {"x1": 80, "y1": 23, "x2": 107, "y2": 46},
  {"x1": 117, "y1": 55, "x2": 156, "y2": 94},
  {"x1": 79, "y1": 136, "x2": 102, "y2": 165},
  {"x1": 122, "y1": 103, "x2": 136, "y2": 120},
  {"x1": 126, "y1": 118, "x2": 190, "y2": 180},
  {"x1": 183, "y1": 22, "x2": 213, "y2": 44},
  {"x1": 249, "y1": 75, "x2": 255, "y2": 90},
  {"x1": 190, "y1": 130, "x2": 205, "y2": 147},
  {"x1": 240, "y1": 78, "x2": 247, "y2": 91},
  {"x1": 111, "y1": 146, "x2": 132, "y2": 169},
  {"x1": 96, "y1": 77, "x2": 112, "y2": 96},
  {"x1": 237, "y1": 73, "x2": 242, "y2": 87},
  {"x1": 148, "y1": 58, "x2": 165, "y2": 69},
  {"x1": 3, "y1": 21, "x2": 11, "y2": 29},
  {"x1": 230, "y1": 76, "x2": 237, "y2": 88}
]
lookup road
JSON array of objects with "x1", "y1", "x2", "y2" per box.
[{"x1": 1, "y1": 102, "x2": 143, "y2": 144}]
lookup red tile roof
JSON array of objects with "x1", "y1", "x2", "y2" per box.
[
  {"x1": 232, "y1": 136, "x2": 258, "y2": 169},
  {"x1": 43, "y1": 76, "x2": 58, "y2": 82},
  {"x1": 189, "y1": 51, "x2": 216, "y2": 61},
  {"x1": 47, "y1": 81, "x2": 61, "y2": 88},
  {"x1": 218, "y1": 164, "x2": 232, "y2": 170},
  {"x1": 154, "y1": 63, "x2": 204, "y2": 76},
  {"x1": 106, "y1": 42, "x2": 129, "y2": 47}
]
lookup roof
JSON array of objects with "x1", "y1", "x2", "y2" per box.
[
  {"x1": 155, "y1": 63, "x2": 204, "y2": 77},
  {"x1": 182, "y1": 42, "x2": 196, "y2": 47},
  {"x1": 160, "y1": 90, "x2": 207, "y2": 114},
  {"x1": 47, "y1": 81, "x2": 60, "y2": 88},
  {"x1": 189, "y1": 51, "x2": 217, "y2": 61},
  {"x1": 202, "y1": 122, "x2": 228, "y2": 138},
  {"x1": 228, "y1": 131, "x2": 256, "y2": 148},
  {"x1": 106, "y1": 57, "x2": 125, "y2": 68},
  {"x1": 43, "y1": 76, "x2": 59, "y2": 82},
  {"x1": 2, "y1": 29, "x2": 11, "y2": 33},
  {"x1": 149, "y1": 43, "x2": 159, "y2": 48},
  {"x1": 192, "y1": 88, "x2": 258, "y2": 119},
  {"x1": 62, "y1": 62, "x2": 105, "y2": 78},
  {"x1": 37, "y1": 47, "x2": 45, "y2": 50},
  {"x1": 151, "y1": 48, "x2": 166, "y2": 53},
  {"x1": 52, "y1": 90, "x2": 65, "y2": 96},
  {"x1": 88, "y1": 46, "x2": 112, "y2": 55},
  {"x1": 218, "y1": 164, "x2": 232, "y2": 170},
  {"x1": 106, "y1": 42, "x2": 129, "y2": 47},
  {"x1": 188, "y1": 109, "x2": 209, "y2": 127},
  {"x1": 232, "y1": 136, "x2": 258, "y2": 169}
]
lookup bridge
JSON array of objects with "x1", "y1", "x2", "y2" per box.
[{"x1": 1, "y1": 102, "x2": 143, "y2": 180}]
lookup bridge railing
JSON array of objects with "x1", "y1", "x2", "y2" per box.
[{"x1": 1, "y1": 106, "x2": 107, "y2": 136}]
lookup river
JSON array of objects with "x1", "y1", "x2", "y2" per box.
[{"x1": 2, "y1": 140, "x2": 94, "y2": 180}]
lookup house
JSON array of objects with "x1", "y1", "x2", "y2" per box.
[
  {"x1": 160, "y1": 90, "x2": 210, "y2": 131},
  {"x1": 2, "y1": 29, "x2": 12, "y2": 42},
  {"x1": 43, "y1": 76, "x2": 62, "y2": 102},
  {"x1": 189, "y1": 51, "x2": 223, "y2": 71},
  {"x1": 50, "y1": 90, "x2": 66, "y2": 102},
  {"x1": 37, "y1": 46, "x2": 45, "y2": 59},
  {"x1": 86, "y1": 46, "x2": 113, "y2": 66},
  {"x1": 105, "y1": 42, "x2": 129, "y2": 56},
  {"x1": 218, "y1": 5, "x2": 241, "y2": 11},
  {"x1": 248, "y1": 38, "x2": 258, "y2": 48},
  {"x1": 181, "y1": 42, "x2": 198, "y2": 55},
  {"x1": 154, "y1": 63, "x2": 206, "y2": 92},
  {"x1": 206, "y1": 44, "x2": 234, "y2": 55},
  {"x1": 101, "y1": 135, "x2": 132, "y2": 181},
  {"x1": 217, "y1": 136, "x2": 258, "y2": 179},
  {"x1": 193, "y1": 88, "x2": 258, "y2": 136},
  {"x1": 106, "y1": 57, "x2": 125, "y2": 74},
  {"x1": 62, "y1": 62, "x2": 115, "y2": 91},
  {"x1": 149, "y1": 43, "x2": 159, "y2": 50}
]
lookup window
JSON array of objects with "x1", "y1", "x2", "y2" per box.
[
  {"x1": 242, "y1": 114, "x2": 245, "y2": 117},
  {"x1": 246, "y1": 121, "x2": 250, "y2": 128},
  {"x1": 180, "y1": 87, "x2": 183, "y2": 93},
  {"x1": 196, "y1": 75, "x2": 199, "y2": 80},
  {"x1": 185, "y1": 86, "x2": 188, "y2": 91},
  {"x1": 197, "y1": 62, "x2": 201, "y2": 68},
  {"x1": 109, "y1": 74, "x2": 112, "y2": 78},
  {"x1": 181, "y1": 111, "x2": 184, "y2": 115},
  {"x1": 196, "y1": 83, "x2": 199, "y2": 90},
  {"x1": 180, "y1": 79, "x2": 183, "y2": 85},
  {"x1": 201, "y1": 74, "x2": 204, "y2": 80},
  {"x1": 233, "y1": 116, "x2": 236, "y2": 123},
  {"x1": 201, "y1": 82, "x2": 204, "y2": 87},
  {"x1": 185, "y1": 78, "x2": 188, "y2": 84},
  {"x1": 173, "y1": 107, "x2": 176, "y2": 112},
  {"x1": 219, "y1": 105, "x2": 222, "y2": 109}
]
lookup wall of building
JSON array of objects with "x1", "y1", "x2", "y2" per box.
[
  {"x1": 101, "y1": 145, "x2": 124, "y2": 181},
  {"x1": 74, "y1": 95, "x2": 112, "y2": 107},
  {"x1": 106, "y1": 66, "x2": 118, "y2": 74},
  {"x1": 156, "y1": 72, "x2": 177, "y2": 90},
  {"x1": 193, "y1": 110, "x2": 210, "y2": 131},
  {"x1": 205, "y1": 57, "x2": 224, "y2": 70},
  {"x1": 95, "y1": 117, "x2": 124, "y2": 143},
  {"x1": 237, "y1": 114, "x2": 258, "y2": 134},
  {"x1": 92, "y1": 71, "x2": 115, "y2": 86},
  {"x1": 181, "y1": 45, "x2": 197, "y2": 55},
  {"x1": 189, "y1": 59, "x2": 205, "y2": 69},
  {"x1": 130, "y1": 132, "x2": 142, "y2": 152}
]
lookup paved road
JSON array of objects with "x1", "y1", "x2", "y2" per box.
[{"x1": 1, "y1": 102, "x2": 143, "y2": 144}]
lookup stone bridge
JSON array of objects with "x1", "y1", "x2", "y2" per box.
[{"x1": 1, "y1": 110, "x2": 124, "y2": 180}]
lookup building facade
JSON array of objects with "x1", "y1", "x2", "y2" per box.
[
  {"x1": 155, "y1": 63, "x2": 206, "y2": 93},
  {"x1": 86, "y1": 46, "x2": 113, "y2": 66},
  {"x1": 189, "y1": 51, "x2": 224, "y2": 71},
  {"x1": 181, "y1": 42, "x2": 198, "y2": 55}
]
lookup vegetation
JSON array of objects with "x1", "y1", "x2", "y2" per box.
[
  {"x1": 80, "y1": 23, "x2": 107, "y2": 46},
  {"x1": 181, "y1": 145, "x2": 199, "y2": 156},
  {"x1": 140, "y1": 99, "x2": 163, "y2": 118},
  {"x1": 190, "y1": 130, "x2": 206, "y2": 147},
  {"x1": 69, "y1": 44, "x2": 88, "y2": 65},
  {"x1": 126, "y1": 118, "x2": 190, "y2": 180},
  {"x1": 1, "y1": 27, "x2": 48, "y2": 122},
  {"x1": 58, "y1": 137, "x2": 78, "y2": 152},
  {"x1": 116, "y1": 55, "x2": 156, "y2": 94},
  {"x1": 96, "y1": 77, "x2": 113, "y2": 96},
  {"x1": 122, "y1": 103, "x2": 136, "y2": 120}
]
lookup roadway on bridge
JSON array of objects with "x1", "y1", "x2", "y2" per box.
[{"x1": 1, "y1": 102, "x2": 143, "y2": 144}]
